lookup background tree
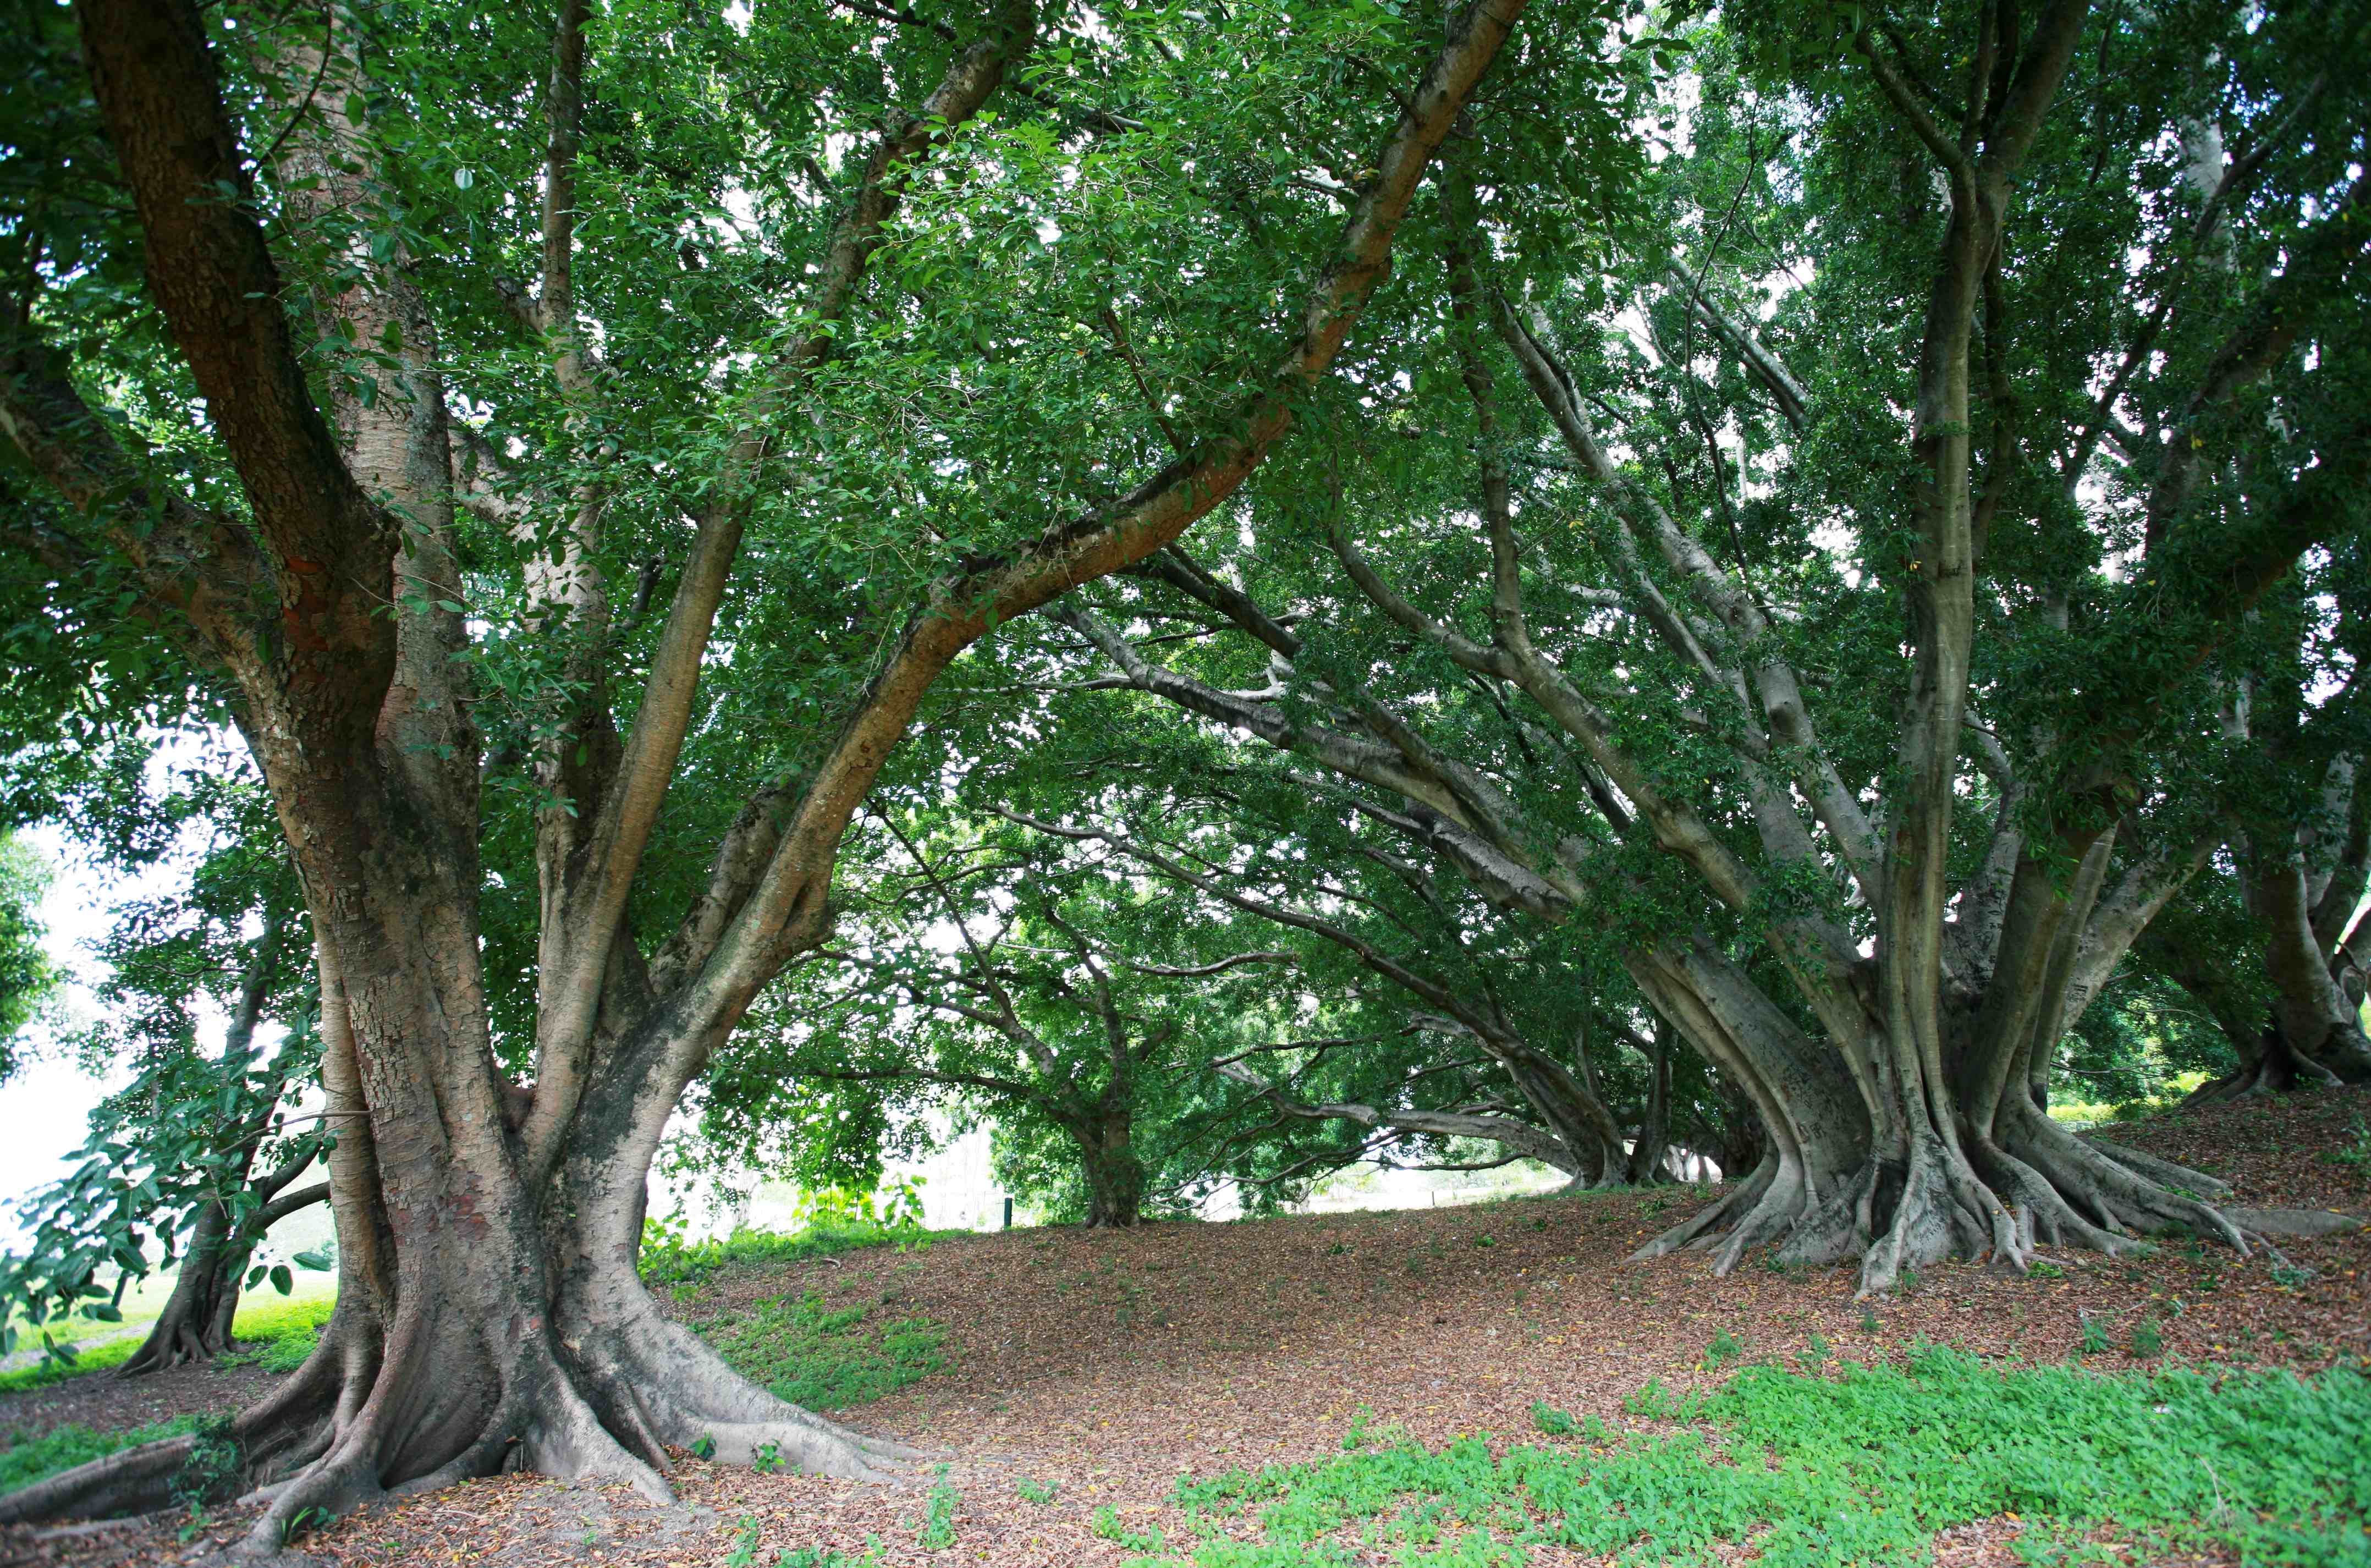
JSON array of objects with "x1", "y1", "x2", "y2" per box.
[
  {"x1": 938, "y1": 696, "x2": 1712, "y2": 1191},
  {"x1": 989, "y1": 761, "x2": 1658, "y2": 1189},
  {"x1": 2156, "y1": 647, "x2": 2371, "y2": 1101},
  {"x1": 713, "y1": 812, "x2": 1304, "y2": 1228},
  {"x1": 0, "y1": 785, "x2": 325, "y2": 1376},
  {"x1": 1035, "y1": 0, "x2": 2371, "y2": 1291},
  {"x1": 0, "y1": 830, "x2": 59, "y2": 1082}
]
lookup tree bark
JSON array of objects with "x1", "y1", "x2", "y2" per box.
[
  {"x1": 2180, "y1": 840, "x2": 2371, "y2": 1102},
  {"x1": 1622, "y1": 1024, "x2": 1673, "y2": 1185},
  {"x1": 1074, "y1": 1116, "x2": 1147, "y2": 1228},
  {"x1": 2252, "y1": 854, "x2": 2371, "y2": 1083}
]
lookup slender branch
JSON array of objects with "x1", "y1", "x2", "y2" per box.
[
  {"x1": 661, "y1": 0, "x2": 1533, "y2": 1055},
  {"x1": 1664, "y1": 260, "x2": 1808, "y2": 433},
  {"x1": 524, "y1": 0, "x2": 1041, "y2": 1174}
]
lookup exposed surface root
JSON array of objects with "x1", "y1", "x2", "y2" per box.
[
  {"x1": 228, "y1": 1304, "x2": 702, "y2": 1557},
  {"x1": 1622, "y1": 1107, "x2": 2282, "y2": 1297},
  {"x1": 2219, "y1": 1205, "x2": 2364, "y2": 1237},
  {"x1": 2080, "y1": 1137, "x2": 2232, "y2": 1196},
  {"x1": 114, "y1": 1306, "x2": 227, "y2": 1379},
  {"x1": 0, "y1": 1278, "x2": 860, "y2": 1556},
  {"x1": 1628, "y1": 1155, "x2": 1775, "y2": 1261},
  {"x1": 584, "y1": 1293, "x2": 927, "y2": 1483},
  {"x1": 1853, "y1": 1139, "x2": 2001, "y2": 1297},
  {"x1": 0, "y1": 1435, "x2": 201, "y2": 1527},
  {"x1": 2184, "y1": 1030, "x2": 2348, "y2": 1104}
]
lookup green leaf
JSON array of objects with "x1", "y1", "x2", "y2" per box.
[
  {"x1": 291, "y1": 1249, "x2": 332, "y2": 1272},
  {"x1": 270, "y1": 1264, "x2": 294, "y2": 1295}
]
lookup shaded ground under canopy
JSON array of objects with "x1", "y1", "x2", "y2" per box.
[{"x1": 4, "y1": 1087, "x2": 2368, "y2": 1567}]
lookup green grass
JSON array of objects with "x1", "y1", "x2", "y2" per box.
[
  {"x1": 1138, "y1": 1349, "x2": 2371, "y2": 1567},
  {"x1": 0, "y1": 1414, "x2": 207, "y2": 1494},
  {"x1": 697, "y1": 1288, "x2": 945, "y2": 1412},
  {"x1": 0, "y1": 1286, "x2": 338, "y2": 1394},
  {"x1": 0, "y1": 1335, "x2": 142, "y2": 1391},
  {"x1": 215, "y1": 1292, "x2": 339, "y2": 1374},
  {"x1": 2047, "y1": 1072, "x2": 2210, "y2": 1129},
  {"x1": 639, "y1": 1218, "x2": 964, "y2": 1292},
  {"x1": 2, "y1": 1215, "x2": 921, "y2": 1401}
]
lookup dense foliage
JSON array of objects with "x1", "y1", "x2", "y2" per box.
[
  {"x1": 0, "y1": 0, "x2": 2366, "y2": 1539},
  {"x1": 0, "y1": 830, "x2": 58, "y2": 1083}
]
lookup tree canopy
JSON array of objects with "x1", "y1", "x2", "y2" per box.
[{"x1": 1, "y1": 0, "x2": 2366, "y2": 1547}]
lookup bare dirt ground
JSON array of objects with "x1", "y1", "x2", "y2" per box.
[{"x1": 6, "y1": 1086, "x2": 2368, "y2": 1567}]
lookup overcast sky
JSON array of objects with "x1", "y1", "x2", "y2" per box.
[{"x1": 0, "y1": 822, "x2": 195, "y2": 1247}]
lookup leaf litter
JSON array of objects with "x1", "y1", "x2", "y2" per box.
[{"x1": 3, "y1": 1086, "x2": 2366, "y2": 1567}]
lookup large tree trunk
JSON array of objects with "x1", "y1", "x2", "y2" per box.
[
  {"x1": 1622, "y1": 1024, "x2": 1673, "y2": 1185},
  {"x1": 1624, "y1": 942, "x2": 1871, "y2": 1273},
  {"x1": 1620, "y1": 839, "x2": 2253, "y2": 1297},
  {"x1": 2175, "y1": 844, "x2": 2371, "y2": 1103},
  {"x1": 1500, "y1": 1028, "x2": 1629, "y2": 1189},
  {"x1": 1074, "y1": 1116, "x2": 1147, "y2": 1228},
  {"x1": 4, "y1": 932, "x2": 916, "y2": 1536},
  {"x1": 1706, "y1": 1081, "x2": 1766, "y2": 1186},
  {"x1": 2252, "y1": 855, "x2": 2371, "y2": 1083}
]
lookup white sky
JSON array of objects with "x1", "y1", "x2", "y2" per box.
[{"x1": 0, "y1": 823, "x2": 201, "y2": 1247}]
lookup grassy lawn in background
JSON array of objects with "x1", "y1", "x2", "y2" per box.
[
  {"x1": 0, "y1": 1278, "x2": 337, "y2": 1394},
  {"x1": 0, "y1": 1218, "x2": 950, "y2": 1497},
  {"x1": 698, "y1": 1288, "x2": 947, "y2": 1413},
  {"x1": 10, "y1": 1090, "x2": 2370, "y2": 1561},
  {"x1": 653, "y1": 1216, "x2": 956, "y2": 1415}
]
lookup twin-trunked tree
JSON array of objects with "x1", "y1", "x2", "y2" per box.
[
  {"x1": 0, "y1": 0, "x2": 1553, "y2": 1539},
  {"x1": 1036, "y1": 0, "x2": 2371, "y2": 1292}
]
